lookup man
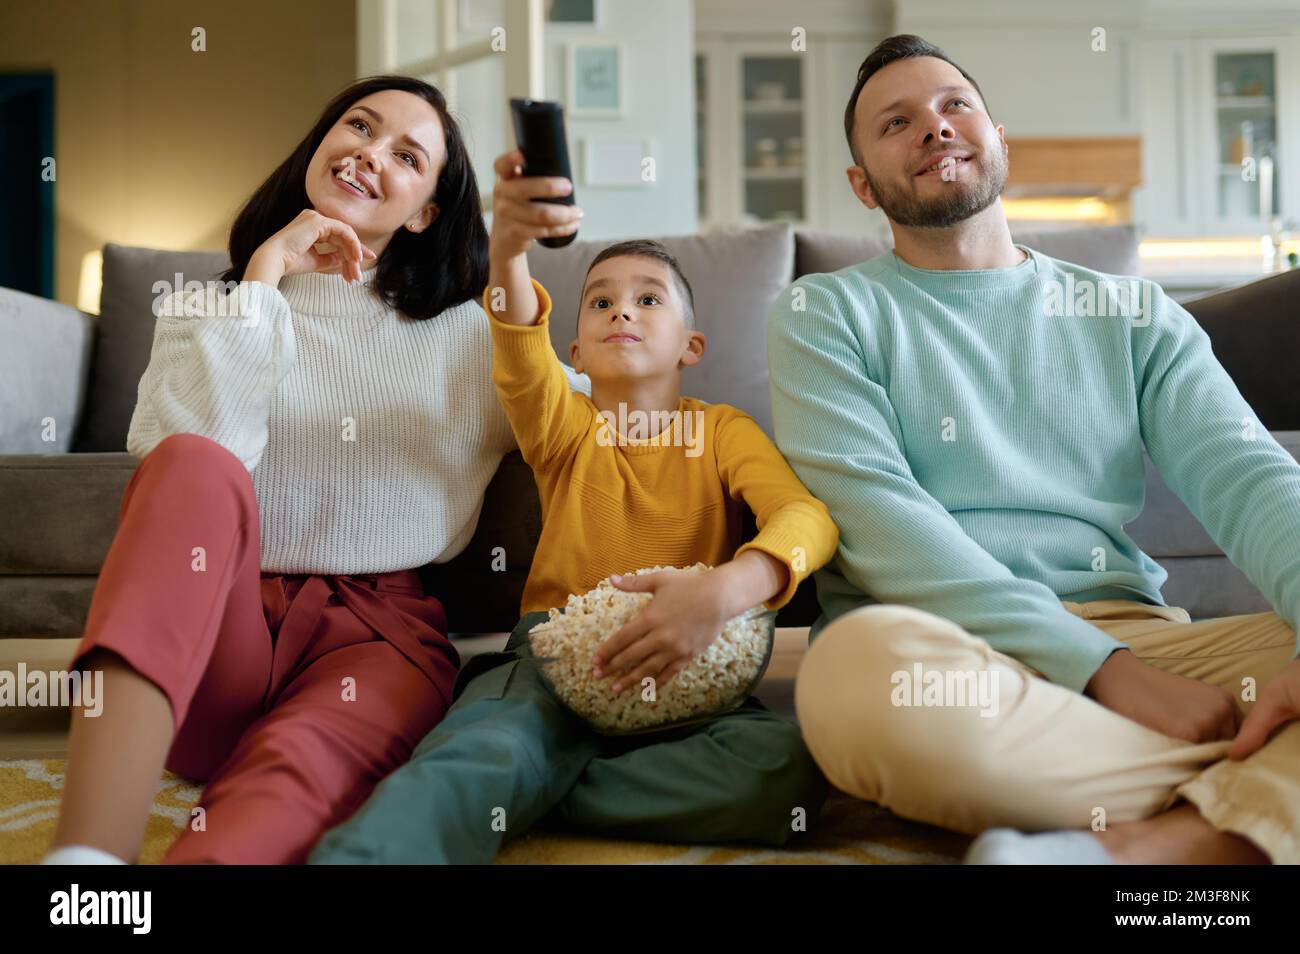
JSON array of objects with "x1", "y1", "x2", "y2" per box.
[{"x1": 768, "y1": 34, "x2": 1300, "y2": 864}]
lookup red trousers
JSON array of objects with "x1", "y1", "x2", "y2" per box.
[{"x1": 70, "y1": 433, "x2": 460, "y2": 864}]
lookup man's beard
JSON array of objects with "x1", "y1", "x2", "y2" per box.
[{"x1": 861, "y1": 143, "x2": 1009, "y2": 228}]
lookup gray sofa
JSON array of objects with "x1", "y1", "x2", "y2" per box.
[{"x1": 2, "y1": 224, "x2": 1297, "y2": 641}]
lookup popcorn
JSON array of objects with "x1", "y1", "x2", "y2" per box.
[{"x1": 526, "y1": 563, "x2": 775, "y2": 734}]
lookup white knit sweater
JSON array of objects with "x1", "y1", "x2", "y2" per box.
[{"x1": 127, "y1": 271, "x2": 522, "y2": 575}]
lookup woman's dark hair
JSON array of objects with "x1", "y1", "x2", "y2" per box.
[
  {"x1": 843, "y1": 34, "x2": 989, "y2": 166},
  {"x1": 220, "y1": 74, "x2": 488, "y2": 320}
]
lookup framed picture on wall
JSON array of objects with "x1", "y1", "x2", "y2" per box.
[
  {"x1": 459, "y1": 0, "x2": 602, "y2": 32},
  {"x1": 566, "y1": 41, "x2": 623, "y2": 118},
  {"x1": 547, "y1": 0, "x2": 602, "y2": 27},
  {"x1": 581, "y1": 137, "x2": 654, "y2": 188}
]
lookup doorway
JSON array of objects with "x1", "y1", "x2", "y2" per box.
[{"x1": 0, "y1": 73, "x2": 55, "y2": 298}]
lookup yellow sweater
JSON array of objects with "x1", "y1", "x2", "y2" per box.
[{"x1": 485, "y1": 280, "x2": 839, "y2": 615}]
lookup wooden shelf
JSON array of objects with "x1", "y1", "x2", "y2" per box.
[
  {"x1": 1004, "y1": 137, "x2": 1142, "y2": 198},
  {"x1": 743, "y1": 99, "x2": 802, "y2": 114},
  {"x1": 745, "y1": 166, "x2": 803, "y2": 180},
  {"x1": 1216, "y1": 96, "x2": 1274, "y2": 109}
]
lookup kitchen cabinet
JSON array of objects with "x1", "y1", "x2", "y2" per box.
[{"x1": 1139, "y1": 35, "x2": 1300, "y2": 237}]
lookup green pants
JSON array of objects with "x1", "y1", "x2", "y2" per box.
[{"x1": 310, "y1": 611, "x2": 828, "y2": 864}]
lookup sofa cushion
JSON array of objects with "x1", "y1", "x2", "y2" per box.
[
  {"x1": 74, "y1": 245, "x2": 230, "y2": 452},
  {"x1": 0, "y1": 452, "x2": 138, "y2": 574},
  {"x1": 1153, "y1": 557, "x2": 1273, "y2": 620},
  {"x1": 794, "y1": 224, "x2": 1142, "y2": 278},
  {"x1": 0, "y1": 577, "x2": 102, "y2": 638},
  {"x1": 1123, "y1": 430, "x2": 1300, "y2": 620},
  {"x1": 1128, "y1": 430, "x2": 1300, "y2": 557},
  {"x1": 0, "y1": 287, "x2": 95, "y2": 453},
  {"x1": 419, "y1": 450, "x2": 542, "y2": 634},
  {"x1": 526, "y1": 224, "x2": 795, "y2": 436},
  {"x1": 1180, "y1": 269, "x2": 1300, "y2": 431}
]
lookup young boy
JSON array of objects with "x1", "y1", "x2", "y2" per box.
[{"x1": 309, "y1": 150, "x2": 839, "y2": 864}]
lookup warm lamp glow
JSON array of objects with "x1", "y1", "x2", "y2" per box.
[
  {"x1": 1140, "y1": 238, "x2": 1300, "y2": 260},
  {"x1": 1001, "y1": 197, "x2": 1118, "y2": 222},
  {"x1": 78, "y1": 250, "x2": 103, "y2": 315}
]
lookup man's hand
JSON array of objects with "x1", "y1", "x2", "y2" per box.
[
  {"x1": 1085, "y1": 649, "x2": 1243, "y2": 743},
  {"x1": 1230, "y1": 656, "x2": 1300, "y2": 759}
]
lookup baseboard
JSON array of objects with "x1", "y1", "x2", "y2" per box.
[
  {"x1": 0, "y1": 638, "x2": 77, "y2": 751},
  {"x1": 0, "y1": 637, "x2": 80, "y2": 673}
]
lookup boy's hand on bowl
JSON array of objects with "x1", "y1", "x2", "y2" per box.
[
  {"x1": 488, "y1": 149, "x2": 583, "y2": 263},
  {"x1": 593, "y1": 570, "x2": 731, "y2": 695}
]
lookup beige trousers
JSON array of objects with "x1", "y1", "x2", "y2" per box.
[{"x1": 795, "y1": 599, "x2": 1300, "y2": 862}]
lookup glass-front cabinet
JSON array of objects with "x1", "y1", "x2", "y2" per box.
[
  {"x1": 740, "y1": 55, "x2": 806, "y2": 224},
  {"x1": 1130, "y1": 33, "x2": 1300, "y2": 239},
  {"x1": 1209, "y1": 46, "x2": 1283, "y2": 232},
  {"x1": 696, "y1": 41, "x2": 814, "y2": 230},
  {"x1": 695, "y1": 53, "x2": 708, "y2": 223}
]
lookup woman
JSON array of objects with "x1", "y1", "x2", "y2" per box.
[{"x1": 44, "y1": 75, "x2": 515, "y2": 864}]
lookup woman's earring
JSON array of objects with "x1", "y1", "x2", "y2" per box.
[{"x1": 406, "y1": 224, "x2": 416, "y2": 231}]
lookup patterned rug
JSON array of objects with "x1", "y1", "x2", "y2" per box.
[{"x1": 0, "y1": 759, "x2": 969, "y2": 864}]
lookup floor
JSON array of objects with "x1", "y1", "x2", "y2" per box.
[
  {"x1": 3, "y1": 630, "x2": 974, "y2": 865},
  {"x1": 0, "y1": 629, "x2": 807, "y2": 759}
]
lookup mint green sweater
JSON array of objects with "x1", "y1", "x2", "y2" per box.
[{"x1": 768, "y1": 246, "x2": 1300, "y2": 691}]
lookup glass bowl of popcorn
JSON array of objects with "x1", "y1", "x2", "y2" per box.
[{"x1": 523, "y1": 565, "x2": 778, "y2": 735}]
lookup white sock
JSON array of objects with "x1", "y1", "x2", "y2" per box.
[
  {"x1": 42, "y1": 844, "x2": 128, "y2": 865},
  {"x1": 964, "y1": 828, "x2": 1113, "y2": 865}
]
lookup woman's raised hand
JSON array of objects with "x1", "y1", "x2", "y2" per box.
[{"x1": 246, "y1": 209, "x2": 377, "y2": 286}]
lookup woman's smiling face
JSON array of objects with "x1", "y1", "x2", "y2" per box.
[{"x1": 305, "y1": 89, "x2": 448, "y2": 257}]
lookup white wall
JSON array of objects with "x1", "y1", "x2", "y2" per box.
[
  {"x1": 809, "y1": 27, "x2": 894, "y2": 236},
  {"x1": 894, "y1": 0, "x2": 1143, "y2": 138},
  {"x1": 387, "y1": 0, "x2": 697, "y2": 241}
]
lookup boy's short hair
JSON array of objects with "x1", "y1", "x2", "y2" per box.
[{"x1": 581, "y1": 239, "x2": 696, "y2": 330}]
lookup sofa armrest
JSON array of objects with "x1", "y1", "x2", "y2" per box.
[
  {"x1": 1181, "y1": 268, "x2": 1300, "y2": 431},
  {"x1": 0, "y1": 287, "x2": 96, "y2": 453}
]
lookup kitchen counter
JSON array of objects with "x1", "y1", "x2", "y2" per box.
[{"x1": 1140, "y1": 237, "x2": 1298, "y2": 301}]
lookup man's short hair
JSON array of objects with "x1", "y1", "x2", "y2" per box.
[
  {"x1": 582, "y1": 239, "x2": 696, "y2": 330},
  {"x1": 843, "y1": 34, "x2": 990, "y2": 166}
]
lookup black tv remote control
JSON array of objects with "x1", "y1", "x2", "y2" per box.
[{"x1": 509, "y1": 98, "x2": 577, "y2": 249}]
